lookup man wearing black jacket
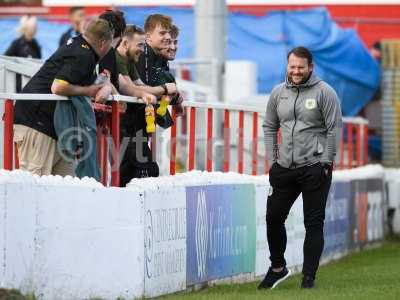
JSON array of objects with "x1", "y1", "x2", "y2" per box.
[
  {"x1": 136, "y1": 14, "x2": 173, "y2": 86},
  {"x1": 4, "y1": 15, "x2": 41, "y2": 93},
  {"x1": 59, "y1": 7, "x2": 85, "y2": 47}
]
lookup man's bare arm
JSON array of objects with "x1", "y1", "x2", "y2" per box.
[{"x1": 51, "y1": 79, "x2": 103, "y2": 98}]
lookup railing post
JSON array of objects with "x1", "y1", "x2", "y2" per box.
[
  {"x1": 339, "y1": 127, "x2": 344, "y2": 170},
  {"x1": 206, "y1": 108, "x2": 213, "y2": 172},
  {"x1": 170, "y1": 108, "x2": 177, "y2": 175},
  {"x1": 96, "y1": 124, "x2": 107, "y2": 186},
  {"x1": 111, "y1": 101, "x2": 120, "y2": 187},
  {"x1": 251, "y1": 112, "x2": 258, "y2": 175},
  {"x1": 356, "y1": 124, "x2": 362, "y2": 167},
  {"x1": 223, "y1": 109, "x2": 230, "y2": 172},
  {"x1": 4, "y1": 99, "x2": 14, "y2": 170},
  {"x1": 101, "y1": 129, "x2": 108, "y2": 186},
  {"x1": 151, "y1": 130, "x2": 157, "y2": 161},
  {"x1": 188, "y1": 107, "x2": 196, "y2": 171},
  {"x1": 363, "y1": 123, "x2": 369, "y2": 165},
  {"x1": 347, "y1": 123, "x2": 353, "y2": 169},
  {"x1": 238, "y1": 111, "x2": 244, "y2": 174}
]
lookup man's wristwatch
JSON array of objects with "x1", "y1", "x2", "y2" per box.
[{"x1": 161, "y1": 84, "x2": 168, "y2": 95}]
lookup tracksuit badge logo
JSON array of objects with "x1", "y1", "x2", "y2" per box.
[{"x1": 305, "y1": 98, "x2": 317, "y2": 110}]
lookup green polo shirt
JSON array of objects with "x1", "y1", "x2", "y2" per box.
[{"x1": 115, "y1": 50, "x2": 140, "y2": 82}]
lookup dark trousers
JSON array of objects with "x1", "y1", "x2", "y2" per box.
[
  {"x1": 266, "y1": 162, "x2": 332, "y2": 278},
  {"x1": 120, "y1": 136, "x2": 159, "y2": 187}
]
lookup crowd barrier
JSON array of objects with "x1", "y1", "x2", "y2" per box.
[
  {"x1": 0, "y1": 165, "x2": 388, "y2": 300},
  {"x1": 0, "y1": 93, "x2": 369, "y2": 186}
]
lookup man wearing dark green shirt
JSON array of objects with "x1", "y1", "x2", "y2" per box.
[{"x1": 115, "y1": 25, "x2": 178, "y2": 186}]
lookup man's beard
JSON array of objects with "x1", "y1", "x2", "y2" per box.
[
  {"x1": 288, "y1": 72, "x2": 310, "y2": 85},
  {"x1": 126, "y1": 49, "x2": 138, "y2": 62}
]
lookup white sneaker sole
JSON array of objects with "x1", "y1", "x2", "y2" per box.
[{"x1": 271, "y1": 269, "x2": 292, "y2": 289}]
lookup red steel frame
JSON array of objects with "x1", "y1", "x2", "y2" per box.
[
  {"x1": 356, "y1": 124, "x2": 362, "y2": 167},
  {"x1": 347, "y1": 123, "x2": 354, "y2": 169},
  {"x1": 170, "y1": 108, "x2": 177, "y2": 175},
  {"x1": 223, "y1": 110, "x2": 230, "y2": 172},
  {"x1": 110, "y1": 102, "x2": 120, "y2": 187},
  {"x1": 188, "y1": 107, "x2": 196, "y2": 171},
  {"x1": 4, "y1": 100, "x2": 14, "y2": 170},
  {"x1": 339, "y1": 126, "x2": 345, "y2": 170},
  {"x1": 251, "y1": 112, "x2": 258, "y2": 176},
  {"x1": 238, "y1": 111, "x2": 244, "y2": 174},
  {"x1": 363, "y1": 124, "x2": 369, "y2": 165},
  {"x1": 206, "y1": 108, "x2": 213, "y2": 172}
]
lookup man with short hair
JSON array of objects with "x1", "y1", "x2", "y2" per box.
[
  {"x1": 116, "y1": 25, "x2": 178, "y2": 186},
  {"x1": 117, "y1": 25, "x2": 177, "y2": 97},
  {"x1": 159, "y1": 24, "x2": 184, "y2": 115},
  {"x1": 136, "y1": 14, "x2": 173, "y2": 86},
  {"x1": 59, "y1": 6, "x2": 85, "y2": 46},
  {"x1": 160, "y1": 24, "x2": 179, "y2": 61},
  {"x1": 14, "y1": 18, "x2": 114, "y2": 176},
  {"x1": 98, "y1": 9, "x2": 126, "y2": 92},
  {"x1": 259, "y1": 46, "x2": 342, "y2": 290}
]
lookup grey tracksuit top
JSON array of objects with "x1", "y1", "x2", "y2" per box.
[{"x1": 263, "y1": 74, "x2": 342, "y2": 169}]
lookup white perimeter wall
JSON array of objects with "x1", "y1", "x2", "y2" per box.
[{"x1": 0, "y1": 165, "x2": 394, "y2": 299}]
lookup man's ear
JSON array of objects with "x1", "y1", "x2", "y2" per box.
[
  {"x1": 120, "y1": 38, "x2": 127, "y2": 48},
  {"x1": 145, "y1": 32, "x2": 151, "y2": 43},
  {"x1": 309, "y1": 63, "x2": 314, "y2": 72}
]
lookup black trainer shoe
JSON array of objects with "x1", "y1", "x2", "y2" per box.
[
  {"x1": 258, "y1": 267, "x2": 291, "y2": 290},
  {"x1": 301, "y1": 275, "x2": 315, "y2": 289}
]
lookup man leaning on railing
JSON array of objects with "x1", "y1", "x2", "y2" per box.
[{"x1": 13, "y1": 18, "x2": 114, "y2": 177}]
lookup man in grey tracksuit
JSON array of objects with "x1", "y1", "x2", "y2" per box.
[{"x1": 258, "y1": 46, "x2": 342, "y2": 290}]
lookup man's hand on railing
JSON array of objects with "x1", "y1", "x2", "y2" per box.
[
  {"x1": 165, "y1": 83, "x2": 178, "y2": 95},
  {"x1": 174, "y1": 92, "x2": 184, "y2": 116},
  {"x1": 141, "y1": 92, "x2": 157, "y2": 105},
  {"x1": 94, "y1": 84, "x2": 113, "y2": 104}
]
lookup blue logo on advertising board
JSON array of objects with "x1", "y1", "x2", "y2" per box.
[{"x1": 186, "y1": 184, "x2": 256, "y2": 285}]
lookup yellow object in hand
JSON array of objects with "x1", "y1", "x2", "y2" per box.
[
  {"x1": 145, "y1": 104, "x2": 156, "y2": 133},
  {"x1": 156, "y1": 95, "x2": 170, "y2": 116}
]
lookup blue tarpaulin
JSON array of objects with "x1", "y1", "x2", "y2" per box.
[{"x1": 0, "y1": 7, "x2": 380, "y2": 116}]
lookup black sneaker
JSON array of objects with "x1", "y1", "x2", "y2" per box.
[
  {"x1": 301, "y1": 275, "x2": 315, "y2": 289},
  {"x1": 258, "y1": 267, "x2": 291, "y2": 290}
]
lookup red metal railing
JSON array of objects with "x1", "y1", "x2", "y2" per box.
[
  {"x1": 169, "y1": 102, "x2": 369, "y2": 175},
  {"x1": 3, "y1": 99, "x2": 14, "y2": 171},
  {"x1": 206, "y1": 108, "x2": 213, "y2": 172},
  {"x1": 1, "y1": 94, "x2": 369, "y2": 186},
  {"x1": 0, "y1": 93, "x2": 142, "y2": 186}
]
